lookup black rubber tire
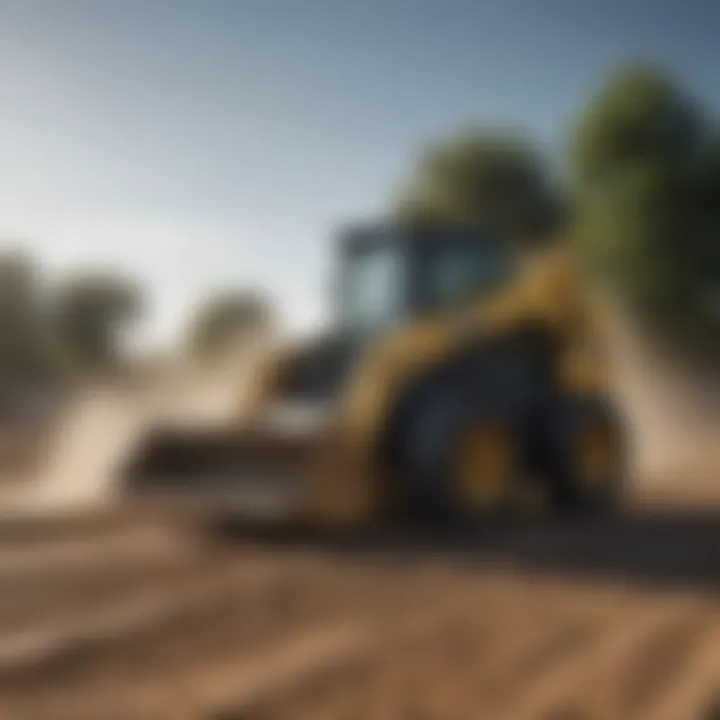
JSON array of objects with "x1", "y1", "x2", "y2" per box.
[
  {"x1": 398, "y1": 381, "x2": 520, "y2": 525},
  {"x1": 541, "y1": 394, "x2": 626, "y2": 516}
]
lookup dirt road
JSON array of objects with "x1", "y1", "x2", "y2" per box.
[{"x1": 0, "y1": 511, "x2": 717, "y2": 720}]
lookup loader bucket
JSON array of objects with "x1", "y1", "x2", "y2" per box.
[{"x1": 119, "y1": 425, "x2": 324, "y2": 520}]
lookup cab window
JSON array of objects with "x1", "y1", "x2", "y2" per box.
[{"x1": 421, "y1": 239, "x2": 512, "y2": 310}]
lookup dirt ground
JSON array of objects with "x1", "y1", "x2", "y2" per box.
[
  {"x1": 0, "y1": 505, "x2": 717, "y2": 720},
  {"x1": 0, "y1": 378, "x2": 716, "y2": 719}
]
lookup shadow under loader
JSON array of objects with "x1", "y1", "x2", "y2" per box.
[{"x1": 212, "y1": 506, "x2": 720, "y2": 594}]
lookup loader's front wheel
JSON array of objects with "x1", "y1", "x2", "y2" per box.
[
  {"x1": 401, "y1": 385, "x2": 520, "y2": 523},
  {"x1": 452, "y1": 422, "x2": 516, "y2": 515}
]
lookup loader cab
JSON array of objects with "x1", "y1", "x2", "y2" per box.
[
  {"x1": 273, "y1": 224, "x2": 516, "y2": 403},
  {"x1": 339, "y1": 224, "x2": 515, "y2": 341}
]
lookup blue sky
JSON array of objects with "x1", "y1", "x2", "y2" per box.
[{"x1": 0, "y1": 0, "x2": 717, "y2": 344}]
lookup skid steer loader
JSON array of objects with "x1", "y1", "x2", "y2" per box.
[{"x1": 121, "y1": 223, "x2": 625, "y2": 527}]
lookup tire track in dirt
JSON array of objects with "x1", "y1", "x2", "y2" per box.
[
  {"x1": 0, "y1": 517, "x2": 206, "y2": 634},
  {"x1": 243, "y1": 581, "x2": 626, "y2": 720},
  {"x1": 0, "y1": 559, "x2": 516, "y2": 719},
  {"x1": 633, "y1": 619, "x2": 720, "y2": 720},
  {"x1": 197, "y1": 568, "x2": 720, "y2": 720},
  {"x1": 0, "y1": 558, "x2": 287, "y2": 681},
  {"x1": 0, "y1": 547, "x2": 393, "y2": 718},
  {"x1": 208, "y1": 576, "x2": 512, "y2": 720},
  {"x1": 611, "y1": 607, "x2": 718, "y2": 719},
  {"x1": 0, "y1": 517, "x2": 720, "y2": 719},
  {"x1": 0, "y1": 523, "x2": 191, "y2": 578},
  {"x1": 500, "y1": 593, "x2": 714, "y2": 720},
  {"x1": 205, "y1": 574, "x2": 617, "y2": 720},
  {"x1": 468, "y1": 583, "x2": 630, "y2": 712},
  {"x1": 0, "y1": 510, "x2": 169, "y2": 545}
]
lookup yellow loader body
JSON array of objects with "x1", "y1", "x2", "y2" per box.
[{"x1": 120, "y1": 227, "x2": 620, "y2": 527}]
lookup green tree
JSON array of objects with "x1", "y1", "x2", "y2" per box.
[
  {"x1": 53, "y1": 272, "x2": 144, "y2": 373},
  {"x1": 0, "y1": 248, "x2": 54, "y2": 382},
  {"x1": 569, "y1": 63, "x2": 720, "y2": 355},
  {"x1": 186, "y1": 290, "x2": 273, "y2": 360},
  {"x1": 395, "y1": 129, "x2": 563, "y2": 247}
]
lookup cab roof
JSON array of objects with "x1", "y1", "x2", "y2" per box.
[{"x1": 339, "y1": 221, "x2": 498, "y2": 256}]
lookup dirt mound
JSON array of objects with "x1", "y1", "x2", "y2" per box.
[{"x1": 0, "y1": 350, "x2": 259, "y2": 515}]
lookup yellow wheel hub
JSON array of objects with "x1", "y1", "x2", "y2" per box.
[
  {"x1": 455, "y1": 425, "x2": 512, "y2": 510},
  {"x1": 577, "y1": 425, "x2": 617, "y2": 488}
]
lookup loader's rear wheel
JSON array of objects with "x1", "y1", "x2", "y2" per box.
[{"x1": 546, "y1": 395, "x2": 625, "y2": 516}]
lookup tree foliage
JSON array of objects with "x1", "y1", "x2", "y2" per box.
[
  {"x1": 569, "y1": 63, "x2": 720, "y2": 355},
  {"x1": 0, "y1": 249, "x2": 52, "y2": 381},
  {"x1": 186, "y1": 290, "x2": 273, "y2": 360},
  {"x1": 0, "y1": 243, "x2": 277, "y2": 382},
  {"x1": 395, "y1": 129, "x2": 564, "y2": 247},
  {"x1": 52, "y1": 272, "x2": 144, "y2": 373}
]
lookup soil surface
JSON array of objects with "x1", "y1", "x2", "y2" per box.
[{"x1": 0, "y1": 506, "x2": 718, "y2": 720}]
